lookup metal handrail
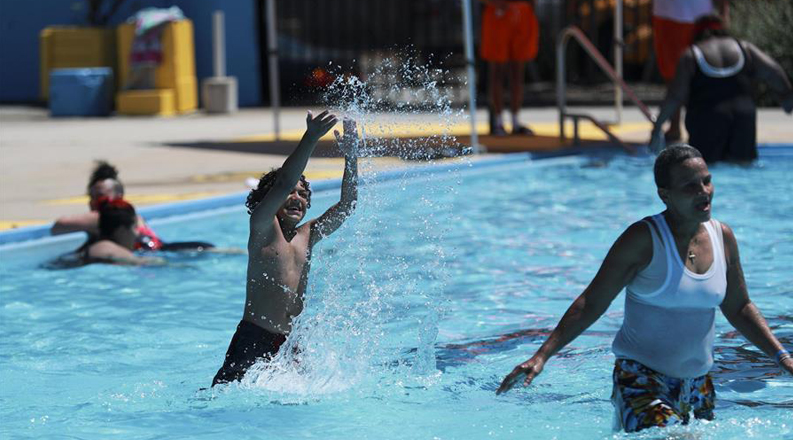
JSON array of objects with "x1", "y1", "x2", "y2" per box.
[{"x1": 556, "y1": 25, "x2": 655, "y2": 141}]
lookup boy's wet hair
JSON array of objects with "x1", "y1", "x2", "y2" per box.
[
  {"x1": 654, "y1": 144, "x2": 704, "y2": 188},
  {"x1": 87, "y1": 160, "x2": 124, "y2": 196},
  {"x1": 245, "y1": 169, "x2": 312, "y2": 215},
  {"x1": 97, "y1": 198, "x2": 137, "y2": 238}
]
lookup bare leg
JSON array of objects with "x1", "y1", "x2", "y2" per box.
[
  {"x1": 489, "y1": 62, "x2": 507, "y2": 135},
  {"x1": 509, "y1": 61, "x2": 524, "y2": 116},
  {"x1": 509, "y1": 61, "x2": 533, "y2": 135}
]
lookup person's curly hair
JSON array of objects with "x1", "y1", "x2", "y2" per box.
[
  {"x1": 87, "y1": 160, "x2": 124, "y2": 195},
  {"x1": 245, "y1": 169, "x2": 312, "y2": 215}
]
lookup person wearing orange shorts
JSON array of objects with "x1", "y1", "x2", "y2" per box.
[
  {"x1": 481, "y1": 0, "x2": 539, "y2": 136},
  {"x1": 652, "y1": 0, "x2": 728, "y2": 141}
]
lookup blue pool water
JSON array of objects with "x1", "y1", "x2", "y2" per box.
[{"x1": 1, "y1": 154, "x2": 792, "y2": 439}]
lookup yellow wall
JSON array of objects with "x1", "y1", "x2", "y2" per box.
[
  {"x1": 116, "y1": 20, "x2": 197, "y2": 114},
  {"x1": 39, "y1": 27, "x2": 116, "y2": 100}
]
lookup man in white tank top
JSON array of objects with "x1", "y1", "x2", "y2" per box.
[{"x1": 496, "y1": 144, "x2": 793, "y2": 432}]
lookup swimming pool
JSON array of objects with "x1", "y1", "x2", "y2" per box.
[{"x1": 1, "y1": 152, "x2": 792, "y2": 439}]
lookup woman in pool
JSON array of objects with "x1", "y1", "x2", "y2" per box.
[
  {"x1": 497, "y1": 144, "x2": 793, "y2": 432},
  {"x1": 52, "y1": 161, "x2": 214, "y2": 251},
  {"x1": 77, "y1": 197, "x2": 163, "y2": 266},
  {"x1": 649, "y1": 14, "x2": 793, "y2": 162}
]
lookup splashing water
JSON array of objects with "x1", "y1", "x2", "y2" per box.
[{"x1": 240, "y1": 55, "x2": 468, "y2": 398}]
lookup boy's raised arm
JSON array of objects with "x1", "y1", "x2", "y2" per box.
[
  {"x1": 250, "y1": 111, "x2": 338, "y2": 232},
  {"x1": 310, "y1": 119, "x2": 359, "y2": 243}
]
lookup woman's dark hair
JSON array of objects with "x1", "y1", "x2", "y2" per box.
[
  {"x1": 245, "y1": 169, "x2": 312, "y2": 215},
  {"x1": 97, "y1": 198, "x2": 137, "y2": 238},
  {"x1": 654, "y1": 144, "x2": 703, "y2": 188},
  {"x1": 87, "y1": 160, "x2": 124, "y2": 195},
  {"x1": 693, "y1": 14, "x2": 729, "y2": 43}
]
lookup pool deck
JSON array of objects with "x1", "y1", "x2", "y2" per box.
[{"x1": 1, "y1": 105, "x2": 791, "y2": 231}]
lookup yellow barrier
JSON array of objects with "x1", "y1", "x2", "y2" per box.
[
  {"x1": 39, "y1": 27, "x2": 116, "y2": 100},
  {"x1": 116, "y1": 89, "x2": 176, "y2": 116},
  {"x1": 116, "y1": 20, "x2": 197, "y2": 115}
]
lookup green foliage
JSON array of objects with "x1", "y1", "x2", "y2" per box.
[{"x1": 729, "y1": 0, "x2": 793, "y2": 105}]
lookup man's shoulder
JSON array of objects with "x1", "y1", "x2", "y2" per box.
[
  {"x1": 625, "y1": 217, "x2": 654, "y2": 236},
  {"x1": 713, "y1": 218, "x2": 737, "y2": 243},
  {"x1": 616, "y1": 219, "x2": 655, "y2": 252}
]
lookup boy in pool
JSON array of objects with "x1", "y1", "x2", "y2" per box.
[
  {"x1": 212, "y1": 111, "x2": 359, "y2": 386},
  {"x1": 497, "y1": 145, "x2": 793, "y2": 432}
]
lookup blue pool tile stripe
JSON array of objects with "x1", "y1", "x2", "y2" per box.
[{"x1": 757, "y1": 144, "x2": 793, "y2": 156}]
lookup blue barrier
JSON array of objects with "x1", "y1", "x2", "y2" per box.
[{"x1": 49, "y1": 68, "x2": 114, "y2": 117}]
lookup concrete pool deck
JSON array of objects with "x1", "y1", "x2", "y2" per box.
[{"x1": 1, "y1": 105, "x2": 791, "y2": 230}]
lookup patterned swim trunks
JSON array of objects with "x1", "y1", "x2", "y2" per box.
[{"x1": 611, "y1": 359, "x2": 715, "y2": 432}]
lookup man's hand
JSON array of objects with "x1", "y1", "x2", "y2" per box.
[
  {"x1": 648, "y1": 127, "x2": 666, "y2": 154},
  {"x1": 496, "y1": 354, "x2": 546, "y2": 395},
  {"x1": 334, "y1": 118, "x2": 360, "y2": 158},
  {"x1": 305, "y1": 110, "x2": 338, "y2": 141}
]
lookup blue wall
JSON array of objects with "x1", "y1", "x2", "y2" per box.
[{"x1": 0, "y1": 0, "x2": 262, "y2": 106}]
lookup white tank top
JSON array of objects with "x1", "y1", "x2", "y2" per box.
[
  {"x1": 653, "y1": 0, "x2": 714, "y2": 23},
  {"x1": 612, "y1": 214, "x2": 727, "y2": 378}
]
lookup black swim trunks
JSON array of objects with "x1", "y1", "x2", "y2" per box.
[{"x1": 212, "y1": 320, "x2": 287, "y2": 386}]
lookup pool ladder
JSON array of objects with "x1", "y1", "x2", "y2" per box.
[{"x1": 556, "y1": 26, "x2": 656, "y2": 153}]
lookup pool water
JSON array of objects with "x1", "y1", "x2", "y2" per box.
[{"x1": 1, "y1": 154, "x2": 792, "y2": 439}]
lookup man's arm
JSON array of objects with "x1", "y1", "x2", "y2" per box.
[
  {"x1": 719, "y1": 223, "x2": 793, "y2": 374},
  {"x1": 497, "y1": 221, "x2": 652, "y2": 394},
  {"x1": 51, "y1": 212, "x2": 100, "y2": 236},
  {"x1": 649, "y1": 51, "x2": 695, "y2": 152},
  {"x1": 744, "y1": 42, "x2": 793, "y2": 114},
  {"x1": 249, "y1": 111, "x2": 338, "y2": 236},
  {"x1": 309, "y1": 119, "x2": 359, "y2": 244}
]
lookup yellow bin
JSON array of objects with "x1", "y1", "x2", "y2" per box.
[
  {"x1": 116, "y1": 20, "x2": 197, "y2": 115},
  {"x1": 116, "y1": 89, "x2": 176, "y2": 116},
  {"x1": 39, "y1": 26, "x2": 116, "y2": 100}
]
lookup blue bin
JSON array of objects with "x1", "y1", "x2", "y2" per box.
[{"x1": 49, "y1": 68, "x2": 114, "y2": 117}]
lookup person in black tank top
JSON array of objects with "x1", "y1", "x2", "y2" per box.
[{"x1": 649, "y1": 15, "x2": 793, "y2": 162}]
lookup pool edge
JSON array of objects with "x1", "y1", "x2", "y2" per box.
[{"x1": 2, "y1": 143, "x2": 788, "y2": 248}]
